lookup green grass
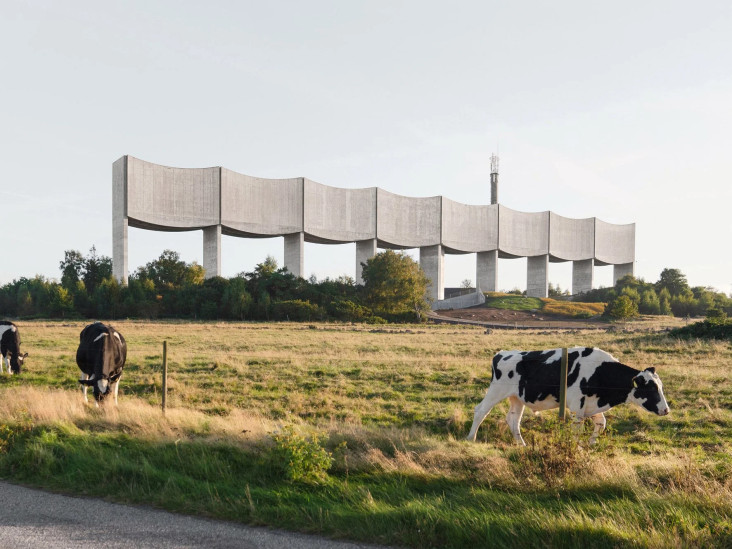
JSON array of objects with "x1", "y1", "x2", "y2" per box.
[
  {"x1": 484, "y1": 294, "x2": 545, "y2": 311},
  {"x1": 1, "y1": 320, "x2": 731, "y2": 548}
]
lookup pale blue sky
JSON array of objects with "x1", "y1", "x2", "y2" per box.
[{"x1": 2, "y1": 1, "x2": 731, "y2": 293}]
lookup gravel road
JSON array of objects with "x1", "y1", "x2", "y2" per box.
[{"x1": 0, "y1": 481, "x2": 390, "y2": 549}]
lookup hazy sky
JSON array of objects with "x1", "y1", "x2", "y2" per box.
[{"x1": 2, "y1": 1, "x2": 731, "y2": 294}]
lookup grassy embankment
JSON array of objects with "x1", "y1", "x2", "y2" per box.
[
  {"x1": 483, "y1": 292, "x2": 607, "y2": 318},
  {"x1": 1, "y1": 320, "x2": 731, "y2": 548}
]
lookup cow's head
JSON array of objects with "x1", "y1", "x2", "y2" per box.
[
  {"x1": 7, "y1": 351, "x2": 28, "y2": 374},
  {"x1": 631, "y1": 367, "x2": 670, "y2": 416},
  {"x1": 79, "y1": 371, "x2": 122, "y2": 401}
]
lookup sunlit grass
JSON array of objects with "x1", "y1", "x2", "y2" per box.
[{"x1": 1, "y1": 320, "x2": 731, "y2": 547}]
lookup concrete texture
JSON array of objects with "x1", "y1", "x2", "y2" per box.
[
  {"x1": 126, "y1": 156, "x2": 220, "y2": 230},
  {"x1": 595, "y1": 219, "x2": 635, "y2": 265},
  {"x1": 420, "y1": 245, "x2": 445, "y2": 301},
  {"x1": 112, "y1": 157, "x2": 128, "y2": 285},
  {"x1": 498, "y1": 206, "x2": 549, "y2": 258},
  {"x1": 527, "y1": 255, "x2": 549, "y2": 298},
  {"x1": 221, "y1": 169, "x2": 303, "y2": 237},
  {"x1": 572, "y1": 259, "x2": 594, "y2": 295},
  {"x1": 203, "y1": 225, "x2": 222, "y2": 278},
  {"x1": 441, "y1": 199, "x2": 497, "y2": 253},
  {"x1": 304, "y1": 180, "x2": 376, "y2": 243},
  {"x1": 377, "y1": 189, "x2": 441, "y2": 249},
  {"x1": 284, "y1": 232, "x2": 304, "y2": 278},
  {"x1": 476, "y1": 250, "x2": 498, "y2": 292},
  {"x1": 613, "y1": 262, "x2": 635, "y2": 284},
  {"x1": 549, "y1": 213, "x2": 594, "y2": 261},
  {"x1": 433, "y1": 288, "x2": 486, "y2": 311},
  {"x1": 356, "y1": 239, "x2": 377, "y2": 284},
  {"x1": 113, "y1": 156, "x2": 636, "y2": 301}
]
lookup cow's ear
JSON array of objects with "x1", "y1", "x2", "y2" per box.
[
  {"x1": 109, "y1": 372, "x2": 122, "y2": 383},
  {"x1": 23, "y1": 353, "x2": 28, "y2": 358},
  {"x1": 632, "y1": 375, "x2": 640, "y2": 388},
  {"x1": 645, "y1": 367, "x2": 656, "y2": 374}
]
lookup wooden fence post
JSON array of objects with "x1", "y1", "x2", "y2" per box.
[
  {"x1": 559, "y1": 347, "x2": 568, "y2": 421},
  {"x1": 162, "y1": 340, "x2": 168, "y2": 415}
]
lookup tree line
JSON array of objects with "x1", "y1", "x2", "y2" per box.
[
  {"x1": 0, "y1": 248, "x2": 431, "y2": 323},
  {"x1": 576, "y1": 268, "x2": 732, "y2": 320}
]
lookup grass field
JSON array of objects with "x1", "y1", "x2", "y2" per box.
[
  {"x1": 1, "y1": 320, "x2": 731, "y2": 548},
  {"x1": 483, "y1": 292, "x2": 607, "y2": 318}
]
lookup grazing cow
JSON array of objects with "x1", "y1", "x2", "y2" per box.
[
  {"x1": 76, "y1": 322, "x2": 127, "y2": 404},
  {"x1": 1, "y1": 321, "x2": 27, "y2": 375},
  {"x1": 466, "y1": 347, "x2": 670, "y2": 445}
]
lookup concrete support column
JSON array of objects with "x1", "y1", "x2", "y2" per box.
[
  {"x1": 420, "y1": 244, "x2": 445, "y2": 301},
  {"x1": 613, "y1": 262, "x2": 634, "y2": 284},
  {"x1": 356, "y1": 238, "x2": 377, "y2": 284},
  {"x1": 112, "y1": 156, "x2": 128, "y2": 285},
  {"x1": 572, "y1": 259, "x2": 594, "y2": 296},
  {"x1": 476, "y1": 250, "x2": 498, "y2": 292},
  {"x1": 203, "y1": 225, "x2": 222, "y2": 279},
  {"x1": 284, "y1": 232, "x2": 304, "y2": 278},
  {"x1": 527, "y1": 255, "x2": 549, "y2": 298}
]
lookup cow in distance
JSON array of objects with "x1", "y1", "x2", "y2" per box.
[
  {"x1": 466, "y1": 347, "x2": 670, "y2": 445},
  {"x1": 1, "y1": 321, "x2": 27, "y2": 375},
  {"x1": 76, "y1": 322, "x2": 127, "y2": 404}
]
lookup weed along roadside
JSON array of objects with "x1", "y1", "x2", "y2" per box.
[{"x1": 1, "y1": 320, "x2": 731, "y2": 548}]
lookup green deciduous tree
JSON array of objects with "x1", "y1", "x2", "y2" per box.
[{"x1": 361, "y1": 250, "x2": 431, "y2": 320}]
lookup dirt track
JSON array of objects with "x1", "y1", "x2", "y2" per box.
[{"x1": 430, "y1": 307, "x2": 608, "y2": 330}]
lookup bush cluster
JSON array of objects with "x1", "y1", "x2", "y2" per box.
[{"x1": 0, "y1": 248, "x2": 430, "y2": 323}]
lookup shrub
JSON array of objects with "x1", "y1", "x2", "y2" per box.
[
  {"x1": 605, "y1": 295, "x2": 638, "y2": 320},
  {"x1": 271, "y1": 300, "x2": 326, "y2": 321},
  {"x1": 328, "y1": 300, "x2": 373, "y2": 322},
  {"x1": 270, "y1": 427, "x2": 333, "y2": 482}
]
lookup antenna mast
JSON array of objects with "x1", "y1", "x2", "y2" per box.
[{"x1": 490, "y1": 153, "x2": 499, "y2": 204}]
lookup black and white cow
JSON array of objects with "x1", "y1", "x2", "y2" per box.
[
  {"x1": 466, "y1": 347, "x2": 669, "y2": 445},
  {"x1": 1, "y1": 321, "x2": 27, "y2": 375},
  {"x1": 76, "y1": 322, "x2": 127, "y2": 404}
]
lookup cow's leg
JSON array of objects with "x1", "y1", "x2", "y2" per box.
[
  {"x1": 2, "y1": 354, "x2": 10, "y2": 374},
  {"x1": 506, "y1": 396, "x2": 526, "y2": 446},
  {"x1": 466, "y1": 386, "x2": 507, "y2": 442},
  {"x1": 0, "y1": 354, "x2": 6, "y2": 374},
  {"x1": 112, "y1": 380, "x2": 120, "y2": 405},
  {"x1": 80, "y1": 372, "x2": 89, "y2": 403},
  {"x1": 589, "y1": 413, "x2": 606, "y2": 445}
]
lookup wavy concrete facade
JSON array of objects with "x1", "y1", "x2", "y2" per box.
[{"x1": 113, "y1": 156, "x2": 635, "y2": 300}]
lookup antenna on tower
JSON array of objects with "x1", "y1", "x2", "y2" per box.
[{"x1": 490, "y1": 152, "x2": 499, "y2": 204}]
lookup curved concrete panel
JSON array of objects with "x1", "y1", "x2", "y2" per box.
[
  {"x1": 304, "y1": 179, "x2": 376, "y2": 243},
  {"x1": 595, "y1": 219, "x2": 635, "y2": 265},
  {"x1": 221, "y1": 168, "x2": 303, "y2": 237},
  {"x1": 376, "y1": 189, "x2": 441, "y2": 248},
  {"x1": 441, "y1": 199, "x2": 498, "y2": 253},
  {"x1": 549, "y1": 213, "x2": 594, "y2": 262},
  {"x1": 498, "y1": 206, "x2": 549, "y2": 257},
  {"x1": 126, "y1": 156, "x2": 220, "y2": 229}
]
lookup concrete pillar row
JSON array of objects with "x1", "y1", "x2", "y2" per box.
[
  {"x1": 527, "y1": 255, "x2": 549, "y2": 298},
  {"x1": 476, "y1": 250, "x2": 498, "y2": 292},
  {"x1": 356, "y1": 239, "x2": 377, "y2": 284},
  {"x1": 613, "y1": 262, "x2": 634, "y2": 284},
  {"x1": 572, "y1": 258, "x2": 594, "y2": 296},
  {"x1": 420, "y1": 244, "x2": 445, "y2": 301},
  {"x1": 203, "y1": 225, "x2": 222, "y2": 278},
  {"x1": 284, "y1": 232, "x2": 305, "y2": 278}
]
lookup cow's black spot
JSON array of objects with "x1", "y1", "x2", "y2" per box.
[
  {"x1": 515, "y1": 350, "x2": 561, "y2": 403},
  {"x1": 633, "y1": 375, "x2": 662, "y2": 414},
  {"x1": 508, "y1": 370, "x2": 514, "y2": 379},
  {"x1": 492, "y1": 354, "x2": 503, "y2": 380},
  {"x1": 580, "y1": 396, "x2": 585, "y2": 409},
  {"x1": 567, "y1": 351, "x2": 581, "y2": 386},
  {"x1": 582, "y1": 347, "x2": 594, "y2": 358},
  {"x1": 502, "y1": 354, "x2": 511, "y2": 361},
  {"x1": 579, "y1": 361, "x2": 635, "y2": 409}
]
